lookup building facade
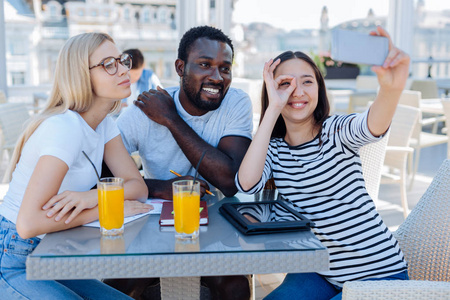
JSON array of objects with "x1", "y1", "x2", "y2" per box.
[
  {"x1": 5, "y1": 0, "x2": 235, "y2": 103},
  {"x1": 4, "y1": 0, "x2": 450, "y2": 103}
]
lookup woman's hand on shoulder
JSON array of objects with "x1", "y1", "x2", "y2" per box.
[
  {"x1": 42, "y1": 189, "x2": 98, "y2": 224},
  {"x1": 371, "y1": 26, "x2": 410, "y2": 92},
  {"x1": 263, "y1": 58, "x2": 297, "y2": 112}
]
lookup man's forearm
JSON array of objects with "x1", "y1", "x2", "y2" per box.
[{"x1": 165, "y1": 118, "x2": 242, "y2": 196}]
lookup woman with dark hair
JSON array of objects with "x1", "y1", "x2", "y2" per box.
[
  {"x1": 236, "y1": 27, "x2": 410, "y2": 299},
  {"x1": 259, "y1": 50, "x2": 330, "y2": 140}
]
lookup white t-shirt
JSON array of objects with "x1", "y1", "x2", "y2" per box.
[
  {"x1": 117, "y1": 86, "x2": 253, "y2": 181},
  {"x1": 0, "y1": 110, "x2": 120, "y2": 224}
]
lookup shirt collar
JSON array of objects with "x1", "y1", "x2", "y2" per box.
[{"x1": 173, "y1": 89, "x2": 215, "y2": 122}]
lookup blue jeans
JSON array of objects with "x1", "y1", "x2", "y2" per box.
[
  {"x1": 264, "y1": 270, "x2": 409, "y2": 300},
  {"x1": 0, "y1": 215, "x2": 132, "y2": 299}
]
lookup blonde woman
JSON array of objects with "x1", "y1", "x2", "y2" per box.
[{"x1": 0, "y1": 33, "x2": 150, "y2": 299}]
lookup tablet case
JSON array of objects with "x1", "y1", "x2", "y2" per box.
[{"x1": 219, "y1": 200, "x2": 314, "y2": 235}]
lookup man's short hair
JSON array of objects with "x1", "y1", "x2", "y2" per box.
[
  {"x1": 177, "y1": 26, "x2": 234, "y2": 62},
  {"x1": 124, "y1": 48, "x2": 144, "y2": 70}
]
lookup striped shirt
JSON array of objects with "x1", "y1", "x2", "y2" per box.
[{"x1": 236, "y1": 111, "x2": 407, "y2": 287}]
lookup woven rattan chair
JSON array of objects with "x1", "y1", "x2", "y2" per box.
[
  {"x1": 343, "y1": 159, "x2": 450, "y2": 299},
  {"x1": 343, "y1": 280, "x2": 450, "y2": 299},
  {"x1": 410, "y1": 79, "x2": 439, "y2": 99},
  {"x1": 0, "y1": 102, "x2": 30, "y2": 162},
  {"x1": 359, "y1": 131, "x2": 389, "y2": 203},
  {"x1": 398, "y1": 90, "x2": 448, "y2": 189},
  {"x1": 381, "y1": 104, "x2": 420, "y2": 218},
  {"x1": 347, "y1": 75, "x2": 378, "y2": 114},
  {"x1": 440, "y1": 99, "x2": 450, "y2": 159},
  {"x1": 408, "y1": 81, "x2": 445, "y2": 133}
]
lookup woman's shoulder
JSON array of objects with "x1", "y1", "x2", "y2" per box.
[
  {"x1": 44, "y1": 110, "x2": 79, "y2": 125},
  {"x1": 38, "y1": 110, "x2": 84, "y2": 137}
]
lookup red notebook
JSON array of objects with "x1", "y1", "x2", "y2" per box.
[{"x1": 159, "y1": 201, "x2": 209, "y2": 226}]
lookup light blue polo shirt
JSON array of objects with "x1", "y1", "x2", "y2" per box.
[{"x1": 116, "y1": 86, "x2": 253, "y2": 181}]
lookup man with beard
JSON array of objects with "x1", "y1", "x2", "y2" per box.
[
  {"x1": 111, "y1": 26, "x2": 253, "y2": 299},
  {"x1": 117, "y1": 25, "x2": 252, "y2": 200}
]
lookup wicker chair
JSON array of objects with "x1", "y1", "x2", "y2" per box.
[
  {"x1": 359, "y1": 131, "x2": 389, "y2": 203},
  {"x1": 440, "y1": 99, "x2": 450, "y2": 159},
  {"x1": 343, "y1": 159, "x2": 450, "y2": 299},
  {"x1": 347, "y1": 75, "x2": 378, "y2": 114},
  {"x1": 0, "y1": 103, "x2": 30, "y2": 163},
  {"x1": 398, "y1": 90, "x2": 448, "y2": 189},
  {"x1": 381, "y1": 104, "x2": 421, "y2": 217}
]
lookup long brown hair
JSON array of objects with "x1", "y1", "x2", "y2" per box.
[{"x1": 260, "y1": 51, "x2": 330, "y2": 139}]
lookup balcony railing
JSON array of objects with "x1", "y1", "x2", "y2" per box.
[{"x1": 411, "y1": 58, "x2": 450, "y2": 79}]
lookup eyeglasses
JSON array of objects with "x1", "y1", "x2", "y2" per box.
[{"x1": 89, "y1": 53, "x2": 132, "y2": 75}]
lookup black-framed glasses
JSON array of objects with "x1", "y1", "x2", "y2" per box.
[{"x1": 89, "y1": 53, "x2": 132, "y2": 75}]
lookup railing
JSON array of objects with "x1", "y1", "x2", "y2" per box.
[{"x1": 411, "y1": 58, "x2": 450, "y2": 79}]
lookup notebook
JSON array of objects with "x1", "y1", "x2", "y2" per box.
[{"x1": 159, "y1": 201, "x2": 209, "y2": 226}]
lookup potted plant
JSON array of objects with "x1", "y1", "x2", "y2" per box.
[{"x1": 311, "y1": 51, "x2": 360, "y2": 79}]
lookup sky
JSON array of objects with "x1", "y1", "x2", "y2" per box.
[{"x1": 232, "y1": 0, "x2": 450, "y2": 31}]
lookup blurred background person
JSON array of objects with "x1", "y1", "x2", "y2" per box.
[{"x1": 121, "y1": 48, "x2": 162, "y2": 111}]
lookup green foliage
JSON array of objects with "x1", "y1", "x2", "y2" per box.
[{"x1": 310, "y1": 51, "x2": 359, "y2": 77}]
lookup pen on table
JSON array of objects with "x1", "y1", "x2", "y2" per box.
[{"x1": 170, "y1": 170, "x2": 215, "y2": 196}]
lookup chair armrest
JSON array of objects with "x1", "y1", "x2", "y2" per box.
[
  {"x1": 342, "y1": 280, "x2": 450, "y2": 300},
  {"x1": 385, "y1": 146, "x2": 414, "y2": 153}
]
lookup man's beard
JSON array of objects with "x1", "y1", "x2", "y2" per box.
[{"x1": 182, "y1": 74, "x2": 225, "y2": 111}]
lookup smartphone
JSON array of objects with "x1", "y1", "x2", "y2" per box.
[{"x1": 331, "y1": 29, "x2": 389, "y2": 66}]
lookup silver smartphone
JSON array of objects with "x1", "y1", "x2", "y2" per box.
[{"x1": 331, "y1": 29, "x2": 389, "y2": 66}]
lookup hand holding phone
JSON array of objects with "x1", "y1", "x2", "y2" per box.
[{"x1": 331, "y1": 29, "x2": 389, "y2": 66}]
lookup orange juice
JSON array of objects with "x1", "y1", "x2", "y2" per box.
[
  {"x1": 173, "y1": 191, "x2": 200, "y2": 234},
  {"x1": 98, "y1": 177, "x2": 124, "y2": 236},
  {"x1": 172, "y1": 180, "x2": 200, "y2": 239},
  {"x1": 98, "y1": 186, "x2": 124, "y2": 230}
]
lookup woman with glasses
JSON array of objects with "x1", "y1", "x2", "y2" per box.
[{"x1": 0, "y1": 32, "x2": 150, "y2": 299}]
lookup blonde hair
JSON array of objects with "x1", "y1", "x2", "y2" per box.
[{"x1": 6, "y1": 32, "x2": 121, "y2": 181}]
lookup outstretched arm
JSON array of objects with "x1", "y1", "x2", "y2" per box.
[
  {"x1": 366, "y1": 26, "x2": 411, "y2": 136},
  {"x1": 135, "y1": 87, "x2": 251, "y2": 197}
]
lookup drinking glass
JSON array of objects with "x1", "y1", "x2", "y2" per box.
[
  {"x1": 172, "y1": 180, "x2": 200, "y2": 239},
  {"x1": 98, "y1": 177, "x2": 124, "y2": 236}
]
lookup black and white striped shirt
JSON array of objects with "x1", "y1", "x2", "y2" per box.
[{"x1": 236, "y1": 111, "x2": 407, "y2": 287}]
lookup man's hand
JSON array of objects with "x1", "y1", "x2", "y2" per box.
[{"x1": 134, "y1": 86, "x2": 181, "y2": 127}]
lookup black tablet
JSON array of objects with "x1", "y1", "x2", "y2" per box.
[{"x1": 219, "y1": 201, "x2": 314, "y2": 235}]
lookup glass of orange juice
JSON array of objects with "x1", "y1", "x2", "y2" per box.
[
  {"x1": 172, "y1": 180, "x2": 200, "y2": 239},
  {"x1": 98, "y1": 177, "x2": 124, "y2": 236}
]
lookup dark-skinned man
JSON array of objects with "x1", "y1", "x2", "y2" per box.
[{"x1": 105, "y1": 26, "x2": 253, "y2": 300}]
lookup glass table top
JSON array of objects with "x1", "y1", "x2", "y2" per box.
[{"x1": 30, "y1": 191, "x2": 326, "y2": 258}]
